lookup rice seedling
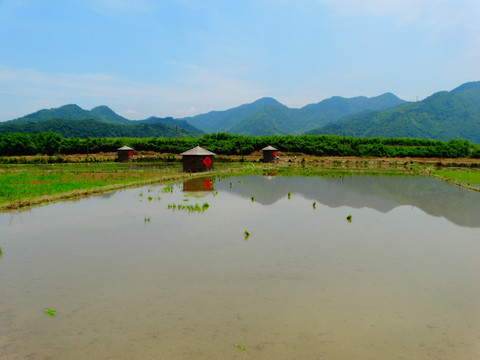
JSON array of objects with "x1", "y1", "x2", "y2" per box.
[
  {"x1": 346, "y1": 215, "x2": 352, "y2": 222},
  {"x1": 45, "y1": 309, "x2": 56, "y2": 317},
  {"x1": 288, "y1": 192, "x2": 291, "y2": 199},
  {"x1": 229, "y1": 182, "x2": 232, "y2": 189},
  {"x1": 251, "y1": 195, "x2": 254, "y2": 202},
  {"x1": 148, "y1": 196, "x2": 153, "y2": 201},
  {"x1": 161, "y1": 185, "x2": 173, "y2": 193},
  {"x1": 144, "y1": 216, "x2": 151, "y2": 223},
  {"x1": 184, "y1": 194, "x2": 204, "y2": 198},
  {"x1": 236, "y1": 344, "x2": 246, "y2": 350},
  {"x1": 312, "y1": 201, "x2": 316, "y2": 209},
  {"x1": 0, "y1": 247, "x2": 2, "y2": 255},
  {"x1": 167, "y1": 202, "x2": 209, "y2": 213}
]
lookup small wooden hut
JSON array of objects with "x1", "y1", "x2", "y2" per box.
[
  {"x1": 117, "y1": 146, "x2": 134, "y2": 162},
  {"x1": 180, "y1": 146, "x2": 216, "y2": 172},
  {"x1": 262, "y1": 145, "x2": 278, "y2": 163}
]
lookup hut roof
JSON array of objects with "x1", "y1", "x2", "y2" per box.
[
  {"x1": 117, "y1": 146, "x2": 134, "y2": 151},
  {"x1": 180, "y1": 146, "x2": 216, "y2": 156},
  {"x1": 262, "y1": 145, "x2": 278, "y2": 151}
]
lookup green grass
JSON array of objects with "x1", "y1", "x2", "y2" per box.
[
  {"x1": 0, "y1": 162, "x2": 183, "y2": 210},
  {"x1": 432, "y1": 169, "x2": 480, "y2": 188},
  {"x1": 0, "y1": 161, "x2": 260, "y2": 211}
]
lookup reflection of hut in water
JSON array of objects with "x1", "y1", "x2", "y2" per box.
[
  {"x1": 262, "y1": 145, "x2": 278, "y2": 163},
  {"x1": 180, "y1": 146, "x2": 216, "y2": 172},
  {"x1": 182, "y1": 176, "x2": 214, "y2": 195},
  {"x1": 117, "y1": 146, "x2": 134, "y2": 162}
]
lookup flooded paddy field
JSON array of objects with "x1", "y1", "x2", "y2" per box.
[{"x1": 1, "y1": 173, "x2": 480, "y2": 359}]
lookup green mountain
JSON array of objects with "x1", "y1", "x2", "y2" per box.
[
  {"x1": 307, "y1": 81, "x2": 480, "y2": 143},
  {"x1": 0, "y1": 118, "x2": 200, "y2": 138},
  {"x1": 226, "y1": 103, "x2": 302, "y2": 135},
  {"x1": 1, "y1": 105, "x2": 203, "y2": 138},
  {"x1": 3, "y1": 81, "x2": 478, "y2": 140},
  {"x1": 9, "y1": 104, "x2": 97, "y2": 124},
  {"x1": 184, "y1": 93, "x2": 406, "y2": 136},
  {"x1": 295, "y1": 92, "x2": 406, "y2": 132},
  {"x1": 89, "y1": 105, "x2": 131, "y2": 124},
  {"x1": 139, "y1": 116, "x2": 201, "y2": 133},
  {"x1": 184, "y1": 97, "x2": 284, "y2": 133}
]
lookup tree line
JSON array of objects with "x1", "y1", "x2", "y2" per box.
[{"x1": 1, "y1": 131, "x2": 479, "y2": 159}]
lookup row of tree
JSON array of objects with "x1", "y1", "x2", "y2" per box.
[{"x1": 1, "y1": 131, "x2": 479, "y2": 158}]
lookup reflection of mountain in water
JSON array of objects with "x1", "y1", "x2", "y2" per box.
[{"x1": 215, "y1": 175, "x2": 480, "y2": 228}]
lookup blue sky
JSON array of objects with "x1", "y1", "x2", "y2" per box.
[{"x1": 1, "y1": 0, "x2": 479, "y2": 121}]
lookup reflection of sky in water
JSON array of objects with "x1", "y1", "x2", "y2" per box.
[{"x1": 1, "y1": 175, "x2": 480, "y2": 360}]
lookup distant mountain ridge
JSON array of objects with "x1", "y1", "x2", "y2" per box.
[
  {"x1": 183, "y1": 97, "x2": 284, "y2": 133},
  {"x1": 307, "y1": 81, "x2": 480, "y2": 143},
  {"x1": 1, "y1": 104, "x2": 203, "y2": 138},
  {"x1": 184, "y1": 93, "x2": 407, "y2": 135},
  {"x1": 2, "y1": 81, "x2": 479, "y2": 142},
  {"x1": 7, "y1": 104, "x2": 133, "y2": 125},
  {"x1": 0, "y1": 118, "x2": 200, "y2": 138}
]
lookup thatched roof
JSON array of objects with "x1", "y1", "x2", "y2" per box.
[
  {"x1": 117, "y1": 146, "x2": 134, "y2": 151},
  {"x1": 262, "y1": 145, "x2": 278, "y2": 151},
  {"x1": 180, "y1": 146, "x2": 216, "y2": 156}
]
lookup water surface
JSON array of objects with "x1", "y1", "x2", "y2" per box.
[{"x1": 1, "y1": 174, "x2": 480, "y2": 359}]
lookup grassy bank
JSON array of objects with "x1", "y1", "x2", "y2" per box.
[
  {"x1": 0, "y1": 161, "x2": 279, "y2": 212},
  {"x1": 429, "y1": 168, "x2": 480, "y2": 192},
  {"x1": 0, "y1": 162, "x2": 167, "y2": 210}
]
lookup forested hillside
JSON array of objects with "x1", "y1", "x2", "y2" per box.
[
  {"x1": 226, "y1": 103, "x2": 303, "y2": 135},
  {"x1": 184, "y1": 93, "x2": 406, "y2": 135},
  {"x1": 0, "y1": 118, "x2": 202, "y2": 138},
  {"x1": 184, "y1": 97, "x2": 284, "y2": 133},
  {"x1": 307, "y1": 81, "x2": 480, "y2": 143},
  {"x1": 1, "y1": 105, "x2": 203, "y2": 138},
  {"x1": 9, "y1": 104, "x2": 130, "y2": 124}
]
